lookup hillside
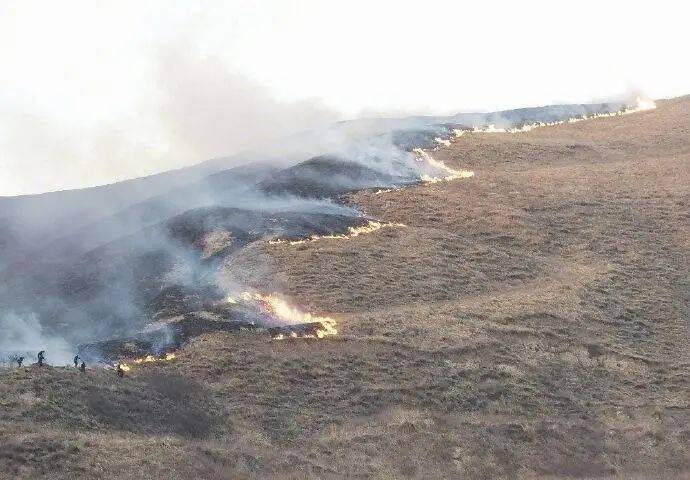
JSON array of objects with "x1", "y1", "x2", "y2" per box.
[
  {"x1": 1, "y1": 97, "x2": 688, "y2": 479},
  {"x1": 0, "y1": 101, "x2": 627, "y2": 272}
]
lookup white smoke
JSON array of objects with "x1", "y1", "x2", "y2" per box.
[
  {"x1": 0, "y1": 40, "x2": 339, "y2": 196},
  {"x1": 0, "y1": 312, "x2": 73, "y2": 365}
]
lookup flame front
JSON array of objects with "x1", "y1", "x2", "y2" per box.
[
  {"x1": 469, "y1": 97, "x2": 657, "y2": 134},
  {"x1": 634, "y1": 97, "x2": 656, "y2": 111},
  {"x1": 269, "y1": 220, "x2": 406, "y2": 245},
  {"x1": 414, "y1": 98, "x2": 656, "y2": 183},
  {"x1": 231, "y1": 291, "x2": 338, "y2": 339},
  {"x1": 115, "y1": 352, "x2": 176, "y2": 372},
  {"x1": 414, "y1": 148, "x2": 474, "y2": 183}
]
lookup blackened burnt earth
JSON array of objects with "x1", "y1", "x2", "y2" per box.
[{"x1": 258, "y1": 155, "x2": 413, "y2": 198}]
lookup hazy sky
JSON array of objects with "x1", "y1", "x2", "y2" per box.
[{"x1": 1, "y1": 0, "x2": 688, "y2": 196}]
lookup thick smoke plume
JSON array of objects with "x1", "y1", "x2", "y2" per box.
[
  {"x1": 0, "y1": 78, "x2": 648, "y2": 365},
  {"x1": 0, "y1": 41, "x2": 339, "y2": 196},
  {"x1": 153, "y1": 41, "x2": 339, "y2": 166},
  {"x1": 0, "y1": 313, "x2": 72, "y2": 365}
]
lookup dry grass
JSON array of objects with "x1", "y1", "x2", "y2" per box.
[{"x1": 1, "y1": 97, "x2": 689, "y2": 479}]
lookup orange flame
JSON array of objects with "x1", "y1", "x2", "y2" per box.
[
  {"x1": 229, "y1": 291, "x2": 338, "y2": 339},
  {"x1": 469, "y1": 97, "x2": 657, "y2": 134},
  {"x1": 115, "y1": 352, "x2": 176, "y2": 372},
  {"x1": 269, "y1": 220, "x2": 406, "y2": 245},
  {"x1": 414, "y1": 148, "x2": 474, "y2": 183},
  {"x1": 418, "y1": 99, "x2": 656, "y2": 181}
]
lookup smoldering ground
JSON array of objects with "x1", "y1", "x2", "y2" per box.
[{"x1": 0, "y1": 87, "x2": 642, "y2": 364}]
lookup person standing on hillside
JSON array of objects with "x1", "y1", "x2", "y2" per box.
[
  {"x1": 73, "y1": 355, "x2": 80, "y2": 368},
  {"x1": 79, "y1": 361, "x2": 86, "y2": 373},
  {"x1": 16, "y1": 356, "x2": 24, "y2": 367},
  {"x1": 37, "y1": 351, "x2": 45, "y2": 367},
  {"x1": 116, "y1": 364, "x2": 124, "y2": 378}
]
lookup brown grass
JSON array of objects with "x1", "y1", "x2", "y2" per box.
[{"x1": 1, "y1": 97, "x2": 689, "y2": 479}]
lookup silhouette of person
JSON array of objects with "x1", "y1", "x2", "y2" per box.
[
  {"x1": 17, "y1": 356, "x2": 24, "y2": 367},
  {"x1": 79, "y1": 362, "x2": 86, "y2": 373},
  {"x1": 37, "y1": 351, "x2": 45, "y2": 367},
  {"x1": 116, "y1": 364, "x2": 124, "y2": 378},
  {"x1": 73, "y1": 355, "x2": 80, "y2": 368}
]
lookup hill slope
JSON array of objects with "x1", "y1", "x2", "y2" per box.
[{"x1": 1, "y1": 97, "x2": 688, "y2": 479}]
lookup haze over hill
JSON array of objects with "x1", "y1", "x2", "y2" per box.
[
  {"x1": 0, "y1": 101, "x2": 636, "y2": 352},
  {"x1": 0, "y1": 96, "x2": 688, "y2": 479}
]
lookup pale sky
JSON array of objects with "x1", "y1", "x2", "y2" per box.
[{"x1": 1, "y1": 0, "x2": 688, "y2": 196}]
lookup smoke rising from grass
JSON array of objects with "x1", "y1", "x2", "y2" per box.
[
  {"x1": 0, "y1": 313, "x2": 73, "y2": 365},
  {"x1": 0, "y1": 92, "x2": 646, "y2": 361}
]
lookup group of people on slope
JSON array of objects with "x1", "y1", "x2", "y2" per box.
[
  {"x1": 13, "y1": 351, "x2": 126, "y2": 378},
  {"x1": 13, "y1": 351, "x2": 85, "y2": 372}
]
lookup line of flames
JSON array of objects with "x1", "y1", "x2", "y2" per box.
[
  {"x1": 226, "y1": 292, "x2": 338, "y2": 340},
  {"x1": 414, "y1": 148, "x2": 475, "y2": 183},
  {"x1": 466, "y1": 97, "x2": 656, "y2": 135},
  {"x1": 109, "y1": 99, "x2": 658, "y2": 363},
  {"x1": 374, "y1": 188, "x2": 397, "y2": 195},
  {"x1": 415, "y1": 97, "x2": 655, "y2": 184},
  {"x1": 268, "y1": 220, "x2": 406, "y2": 245},
  {"x1": 117, "y1": 352, "x2": 176, "y2": 372}
]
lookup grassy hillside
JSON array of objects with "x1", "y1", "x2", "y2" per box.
[{"x1": 1, "y1": 97, "x2": 688, "y2": 479}]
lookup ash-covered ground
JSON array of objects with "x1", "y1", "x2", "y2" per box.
[
  {"x1": 0, "y1": 101, "x2": 631, "y2": 362},
  {"x1": 1, "y1": 98, "x2": 687, "y2": 479}
]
